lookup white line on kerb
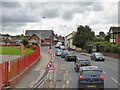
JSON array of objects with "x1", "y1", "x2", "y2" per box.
[
  {"x1": 111, "y1": 77, "x2": 120, "y2": 86},
  {"x1": 103, "y1": 71, "x2": 107, "y2": 74}
]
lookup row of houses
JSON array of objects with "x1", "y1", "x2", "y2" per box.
[
  {"x1": 65, "y1": 26, "x2": 120, "y2": 50},
  {"x1": 0, "y1": 30, "x2": 64, "y2": 46}
]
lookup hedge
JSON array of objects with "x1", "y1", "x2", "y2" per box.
[{"x1": 86, "y1": 41, "x2": 120, "y2": 54}]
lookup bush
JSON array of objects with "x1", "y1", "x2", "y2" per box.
[
  {"x1": 117, "y1": 47, "x2": 120, "y2": 54},
  {"x1": 112, "y1": 45, "x2": 118, "y2": 54}
]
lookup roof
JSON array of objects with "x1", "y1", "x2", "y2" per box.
[
  {"x1": 29, "y1": 34, "x2": 40, "y2": 40},
  {"x1": 109, "y1": 27, "x2": 120, "y2": 33},
  {"x1": 80, "y1": 66, "x2": 102, "y2": 71},
  {"x1": 25, "y1": 30, "x2": 54, "y2": 40}
]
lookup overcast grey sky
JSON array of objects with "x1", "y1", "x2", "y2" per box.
[{"x1": 1, "y1": 0, "x2": 119, "y2": 36}]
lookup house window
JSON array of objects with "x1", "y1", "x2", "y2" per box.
[
  {"x1": 110, "y1": 34, "x2": 116, "y2": 39},
  {"x1": 118, "y1": 33, "x2": 120, "y2": 38}
]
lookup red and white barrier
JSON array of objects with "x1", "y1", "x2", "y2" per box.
[{"x1": 0, "y1": 60, "x2": 2, "y2": 90}]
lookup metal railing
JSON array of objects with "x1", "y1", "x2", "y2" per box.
[{"x1": 32, "y1": 70, "x2": 48, "y2": 89}]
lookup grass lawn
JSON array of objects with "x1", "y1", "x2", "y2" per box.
[{"x1": 0, "y1": 46, "x2": 34, "y2": 55}]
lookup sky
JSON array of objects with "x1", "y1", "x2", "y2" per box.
[{"x1": 1, "y1": 0, "x2": 119, "y2": 36}]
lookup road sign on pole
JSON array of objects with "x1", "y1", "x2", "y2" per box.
[{"x1": 45, "y1": 61, "x2": 55, "y2": 70}]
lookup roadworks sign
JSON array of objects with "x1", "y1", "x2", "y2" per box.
[{"x1": 45, "y1": 61, "x2": 55, "y2": 70}]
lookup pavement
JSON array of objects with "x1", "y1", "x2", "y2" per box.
[
  {"x1": 14, "y1": 48, "x2": 58, "y2": 88},
  {"x1": 1, "y1": 55, "x2": 20, "y2": 62}
]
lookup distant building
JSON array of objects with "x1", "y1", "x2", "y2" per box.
[
  {"x1": 28, "y1": 34, "x2": 40, "y2": 46},
  {"x1": 109, "y1": 27, "x2": 120, "y2": 44},
  {"x1": 65, "y1": 31, "x2": 76, "y2": 50},
  {"x1": 25, "y1": 30, "x2": 55, "y2": 46}
]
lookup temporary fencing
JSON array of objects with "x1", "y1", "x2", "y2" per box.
[{"x1": 2, "y1": 45, "x2": 40, "y2": 88}]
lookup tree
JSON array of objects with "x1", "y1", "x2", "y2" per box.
[
  {"x1": 104, "y1": 34, "x2": 110, "y2": 42},
  {"x1": 21, "y1": 38, "x2": 29, "y2": 48},
  {"x1": 4, "y1": 34, "x2": 11, "y2": 45},
  {"x1": 99, "y1": 31, "x2": 105, "y2": 37},
  {"x1": 73, "y1": 25, "x2": 95, "y2": 48}
]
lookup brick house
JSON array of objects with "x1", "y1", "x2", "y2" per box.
[
  {"x1": 109, "y1": 27, "x2": 120, "y2": 44},
  {"x1": 25, "y1": 30, "x2": 55, "y2": 46}
]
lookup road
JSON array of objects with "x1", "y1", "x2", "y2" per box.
[{"x1": 41, "y1": 46, "x2": 119, "y2": 89}]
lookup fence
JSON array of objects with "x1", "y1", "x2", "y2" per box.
[{"x1": 2, "y1": 45, "x2": 40, "y2": 88}]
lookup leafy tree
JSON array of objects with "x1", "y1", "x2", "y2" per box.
[
  {"x1": 104, "y1": 34, "x2": 110, "y2": 42},
  {"x1": 73, "y1": 25, "x2": 95, "y2": 48},
  {"x1": 4, "y1": 34, "x2": 11, "y2": 45},
  {"x1": 21, "y1": 38, "x2": 29, "y2": 48},
  {"x1": 99, "y1": 31, "x2": 105, "y2": 37}
]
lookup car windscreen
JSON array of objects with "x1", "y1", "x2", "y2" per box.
[
  {"x1": 95, "y1": 53, "x2": 103, "y2": 56},
  {"x1": 82, "y1": 71, "x2": 101, "y2": 77}
]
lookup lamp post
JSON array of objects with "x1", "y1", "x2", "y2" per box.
[
  {"x1": 40, "y1": 17, "x2": 45, "y2": 30},
  {"x1": 40, "y1": 17, "x2": 45, "y2": 46}
]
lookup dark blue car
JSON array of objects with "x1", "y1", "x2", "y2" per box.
[{"x1": 61, "y1": 50, "x2": 69, "y2": 58}]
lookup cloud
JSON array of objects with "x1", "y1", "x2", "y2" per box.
[
  {"x1": 2, "y1": 2, "x2": 39, "y2": 23},
  {"x1": 1, "y1": 1, "x2": 118, "y2": 36}
]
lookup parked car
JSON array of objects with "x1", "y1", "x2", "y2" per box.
[
  {"x1": 74, "y1": 58, "x2": 92, "y2": 72},
  {"x1": 60, "y1": 45, "x2": 65, "y2": 50},
  {"x1": 91, "y1": 52, "x2": 105, "y2": 61},
  {"x1": 55, "y1": 42, "x2": 63, "y2": 48},
  {"x1": 55, "y1": 49, "x2": 63, "y2": 56},
  {"x1": 65, "y1": 52, "x2": 76, "y2": 61},
  {"x1": 78, "y1": 66, "x2": 104, "y2": 89},
  {"x1": 61, "y1": 50, "x2": 69, "y2": 58}
]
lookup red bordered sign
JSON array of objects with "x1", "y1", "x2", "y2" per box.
[{"x1": 45, "y1": 61, "x2": 55, "y2": 70}]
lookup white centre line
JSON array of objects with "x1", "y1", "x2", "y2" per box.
[
  {"x1": 111, "y1": 77, "x2": 120, "y2": 86},
  {"x1": 103, "y1": 71, "x2": 107, "y2": 75}
]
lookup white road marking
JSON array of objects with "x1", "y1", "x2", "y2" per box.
[
  {"x1": 103, "y1": 71, "x2": 107, "y2": 74},
  {"x1": 111, "y1": 77, "x2": 120, "y2": 86},
  {"x1": 67, "y1": 80, "x2": 69, "y2": 85}
]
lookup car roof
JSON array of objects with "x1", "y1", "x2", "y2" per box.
[{"x1": 80, "y1": 66, "x2": 102, "y2": 72}]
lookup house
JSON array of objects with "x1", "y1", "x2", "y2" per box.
[
  {"x1": 65, "y1": 31, "x2": 76, "y2": 50},
  {"x1": 28, "y1": 34, "x2": 40, "y2": 46},
  {"x1": 25, "y1": 30, "x2": 55, "y2": 46},
  {"x1": 109, "y1": 27, "x2": 120, "y2": 44}
]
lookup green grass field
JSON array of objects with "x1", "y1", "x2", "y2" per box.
[{"x1": 0, "y1": 46, "x2": 34, "y2": 55}]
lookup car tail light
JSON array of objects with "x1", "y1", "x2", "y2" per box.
[
  {"x1": 88, "y1": 64, "x2": 92, "y2": 66},
  {"x1": 79, "y1": 75, "x2": 84, "y2": 80},
  {"x1": 99, "y1": 76, "x2": 104, "y2": 81}
]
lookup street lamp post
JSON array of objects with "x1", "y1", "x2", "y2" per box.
[
  {"x1": 40, "y1": 17, "x2": 45, "y2": 30},
  {"x1": 40, "y1": 17, "x2": 45, "y2": 46}
]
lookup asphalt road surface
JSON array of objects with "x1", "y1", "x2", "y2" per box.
[{"x1": 41, "y1": 46, "x2": 119, "y2": 89}]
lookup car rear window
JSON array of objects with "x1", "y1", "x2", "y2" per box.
[{"x1": 82, "y1": 71, "x2": 101, "y2": 77}]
